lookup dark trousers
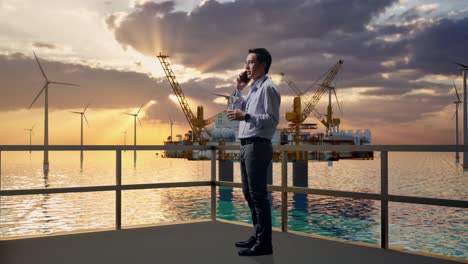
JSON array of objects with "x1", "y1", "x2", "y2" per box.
[{"x1": 240, "y1": 141, "x2": 273, "y2": 245}]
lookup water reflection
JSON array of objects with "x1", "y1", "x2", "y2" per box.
[
  {"x1": 292, "y1": 193, "x2": 376, "y2": 219},
  {"x1": 292, "y1": 193, "x2": 308, "y2": 213},
  {"x1": 219, "y1": 186, "x2": 234, "y2": 202},
  {"x1": 41, "y1": 172, "x2": 51, "y2": 232}
]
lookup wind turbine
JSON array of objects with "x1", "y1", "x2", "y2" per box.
[
  {"x1": 71, "y1": 101, "x2": 91, "y2": 166},
  {"x1": 167, "y1": 114, "x2": 182, "y2": 142},
  {"x1": 125, "y1": 104, "x2": 144, "y2": 167},
  {"x1": 452, "y1": 81, "x2": 462, "y2": 164},
  {"x1": 24, "y1": 123, "x2": 36, "y2": 154},
  {"x1": 28, "y1": 51, "x2": 79, "y2": 174},
  {"x1": 212, "y1": 93, "x2": 232, "y2": 110},
  {"x1": 122, "y1": 130, "x2": 127, "y2": 151},
  {"x1": 455, "y1": 62, "x2": 468, "y2": 170}
]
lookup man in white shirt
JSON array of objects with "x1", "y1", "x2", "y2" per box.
[{"x1": 227, "y1": 48, "x2": 281, "y2": 256}]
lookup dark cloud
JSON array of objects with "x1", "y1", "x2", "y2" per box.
[
  {"x1": 106, "y1": 0, "x2": 397, "y2": 72},
  {"x1": 342, "y1": 92, "x2": 452, "y2": 125},
  {"x1": 106, "y1": 0, "x2": 466, "y2": 89},
  {"x1": 32, "y1": 42, "x2": 59, "y2": 50},
  {"x1": 405, "y1": 17, "x2": 468, "y2": 75},
  {"x1": 0, "y1": 53, "x2": 229, "y2": 124}
]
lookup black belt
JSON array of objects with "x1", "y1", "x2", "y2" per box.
[{"x1": 240, "y1": 137, "x2": 271, "y2": 146}]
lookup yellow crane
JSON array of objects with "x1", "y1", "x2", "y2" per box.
[
  {"x1": 157, "y1": 53, "x2": 218, "y2": 143},
  {"x1": 282, "y1": 60, "x2": 344, "y2": 160}
]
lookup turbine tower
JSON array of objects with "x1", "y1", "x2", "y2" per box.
[
  {"x1": 452, "y1": 81, "x2": 462, "y2": 164},
  {"x1": 29, "y1": 51, "x2": 79, "y2": 174},
  {"x1": 24, "y1": 123, "x2": 36, "y2": 154},
  {"x1": 455, "y1": 62, "x2": 468, "y2": 171},
  {"x1": 122, "y1": 130, "x2": 127, "y2": 151},
  {"x1": 169, "y1": 115, "x2": 174, "y2": 142},
  {"x1": 125, "y1": 104, "x2": 143, "y2": 167},
  {"x1": 71, "y1": 102, "x2": 91, "y2": 166}
]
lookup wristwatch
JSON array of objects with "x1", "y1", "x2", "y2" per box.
[{"x1": 244, "y1": 113, "x2": 251, "y2": 122}]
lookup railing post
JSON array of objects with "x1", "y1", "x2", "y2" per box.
[
  {"x1": 116, "y1": 149, "x2": 122, "y2": 230},
  {"x1": 381, "y1": 150, "x2": 389, "y2": 249},
  {"x1": 210, "y1": 147, "x2": 216, "y2": 221},
  {"x1": 281, "y1": 150, "x2": 288, "y2": 232}
]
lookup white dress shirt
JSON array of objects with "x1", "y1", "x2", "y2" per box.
[{"x1": 232, "y1": 74, "x2": 281, "y2": 140}]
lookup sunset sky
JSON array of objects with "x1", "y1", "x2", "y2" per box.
[{"x1": 0, "y1": 0, "x2": 467, "y2": 145}]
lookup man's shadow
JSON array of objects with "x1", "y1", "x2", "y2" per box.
[{"x1": 248, "y1": 255, "x2": 275, "y2": 264}]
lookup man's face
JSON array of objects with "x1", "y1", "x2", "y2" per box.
[{"x1": 245, "y1": 53, "x2": 266, "y2": 81}]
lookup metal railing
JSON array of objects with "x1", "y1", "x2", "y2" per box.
[{"x1": 1, "y1": 144, "x2": 467, "y2": 250}]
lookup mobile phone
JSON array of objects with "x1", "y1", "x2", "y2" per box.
[{"x1": 240, "y1": 71, "x2": 250, "y2": 83}]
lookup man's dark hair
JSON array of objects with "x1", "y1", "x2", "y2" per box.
[{"x1": 249, "y1": 48, "x2": 272, "y2": 73}]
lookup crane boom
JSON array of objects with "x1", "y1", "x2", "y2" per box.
[
  {"x1": 280, "y1": 72, "x2": 303, "y2": 96},
  {"x1": 280, "y1": 73, "x2": 323, "y2": 121},
  {"x1": 301, "y1": 60, "x2": 343, "y2": 122},
  {"x1": 157, "y1": 53, "x2": 203, "y2": 142}
]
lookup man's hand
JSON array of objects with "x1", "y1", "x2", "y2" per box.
[
  {"x1": 237, "y1": 71, "x2": 249, "y2": 90},
  {"x1": 226, "y1": 109, "x2": 246, "y2": 121}
]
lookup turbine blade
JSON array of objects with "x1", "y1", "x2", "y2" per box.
[
  {"x1": 212, "y1": 93, "x2": 230, "y2": 99},
  {"x1": 28, "y1": 84, "x2": 47, "y2": 109},
  {"x1": 33, "y1": 51, "x2": 48, "y2": 81},
  {"x1": 50, "y1": 81, "x2": 79, "y2": 86},
  {"x1": 83, "y1": 101, "x2": 91, "y2": 113},
  {"x1": 451, "y1": 110, "x2": 456, "y2": 120},
  {"x1": 137, "y1": 104, "x2": 144, "y2": 115},
  {"x1": 84, "y1": 114, "x2": 90, "y2": 127},
  {"x1": 138, "y1": 117, "x2": 142, "y2": 128},
  {"x1": 333, "y1": 88, "x2": 343, "y2": 116},
  {"x1": 32, "y1": 122, "x2": 36, "y2": 130},
  {"x1": 453, "y1": 80, "x2": 461, "y2": 101},
  {"x1": 70, "y1": 111, "x2": 82, "y2": 114},
  {"x1": 454, "y1": 62, "x2": 468, "y2": 69}
]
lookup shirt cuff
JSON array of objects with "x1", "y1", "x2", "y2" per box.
[{"x1": 245, "y1": 113, "x2": 258, "y2": 127}]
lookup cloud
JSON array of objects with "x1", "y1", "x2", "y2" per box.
[
  {"x1": 104, "y1": 0, "x2": 466, "y2": 99},
  {"x1": 32, "y1": 42, "x2": 60, "y2": 50},
  {"x1": 0, "y1": 52, "x2": 231, "y2": 125},
  {"x1": 106, "y1": 0, "x2": 397, "y2": 72},
  {"x1": 404, "y1": 17, "x2": 468, "y2": 75}
]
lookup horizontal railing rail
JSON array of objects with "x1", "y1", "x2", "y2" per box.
[
  {"x1": 215, "y1": 181, "x2": 467, "y2": 208},
  {"x1": 0, "y1": 182, "x2": 212, "y2": 196},
  {"x1": 0, "y1": 144, "x2": 467, "y2": 253},
  {"x1": 2, "y1": 144, "x2": 468, "y2": 151},
  {"x1": 0, "y1": 145, "x2": 210, "y2": 151}
]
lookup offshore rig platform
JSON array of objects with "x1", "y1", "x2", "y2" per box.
[{"x1": 156, "y1": 53, "x2": 373, "y2": 163}]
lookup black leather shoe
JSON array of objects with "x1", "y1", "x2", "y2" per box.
[
  {"x1": 238, "y1": 243, "x2": 273, "y2": 256},
  {"x1": 235, "y1": 236, "x2": 257, "y2": 248}
]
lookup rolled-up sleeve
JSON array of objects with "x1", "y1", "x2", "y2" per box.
[{"x1": 232, "y1": 89, "x2": 246, "y2": 111}]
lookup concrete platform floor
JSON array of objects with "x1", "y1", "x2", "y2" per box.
[{"x1": 0, "y1": 220, "x2": 463, "y2": 264}]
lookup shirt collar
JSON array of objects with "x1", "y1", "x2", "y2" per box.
[{"x1": 250, "y1": 74, "x2": 268, "y2": 91}]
